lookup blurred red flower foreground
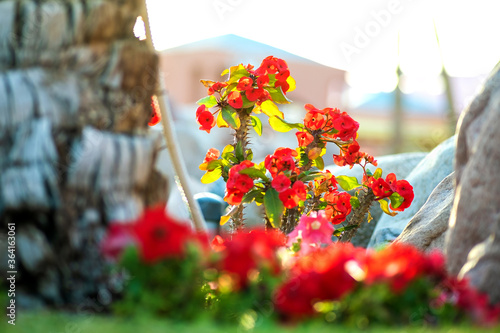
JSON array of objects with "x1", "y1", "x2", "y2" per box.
[{"x1": 102, "y1": 207, "x2": 500, "y2": 326}]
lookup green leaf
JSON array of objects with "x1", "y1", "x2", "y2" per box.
[
  {"x1": 269, "y1": 116, "x2": 304, "y2": 132},
  {"x1": 196, "y1": 95, "x2": 218, "y2": 108},
  {"x1": 379, "y1": 199, "x2": 397, "y2": 216},
  {"x1": 250, "y1": 116, "x2": 263, "y2": 136},
  {"x1": 389, "y1": 192, "x2": 404, "y2": 209},
  {"x1": 336, "y1": 175, "x2": 362, "y2": 191},
  {"x1": 373, "y1": 168, "x2": 383, "y2": 180},
  {"x1": 242, "y1": 189, "x2": 264, "y2": 204},
  {"x1": 350, "y1": 196, "x2": 360, "y2": 209},
  {"x1": 246, "y1": 149, "x2": 253, "y2": 161},
  {"x1": 206, "y1": 159, "x2": 221, "y2": 171},
  {"x1": 228, "y1": 65, "x2": 250, "y2": 84},
  {"x1": 241, "y1": 94, "x2": 255, "y2": 108},
  {"x1": 313, "y1": 156, "x2": 325, "y2": 170},
  {"x1": 259, "y1": 100, "x2": 284, "y2": 119},
  {"x1": 201, "y1": 168, "x2": 221, "y2": 184},
  {"x1": 221, "y1": 106, "x2": 240, "y2": 129},
  {"x1": 298, "y1": 171, "x2": 323, "y2": 182},
  {"x1": 264, "y1": 188, "x2": 284, "y2": 228},
  {"x1": 220, "y1": 68, "x2": 229, "y2": 76},
  {"x1": 266, "y1": 87, "x2": 292, "y2": 104},
  {"x1": 239, "y1": 167, "x2": 269, "y2": 181},
  {"x1": 333, "y1": 224, "x2": 358, "y2": 237}
]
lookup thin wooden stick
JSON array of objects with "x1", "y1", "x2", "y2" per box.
[{"x1": 140, "y1": 1, "x2": 206, "y2": 231}]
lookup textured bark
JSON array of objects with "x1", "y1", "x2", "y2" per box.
[{"x1": 0, "y1": 0, "x2": 167, "y2": 309}]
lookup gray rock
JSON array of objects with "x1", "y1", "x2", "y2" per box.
[
  {"x1": 394, "y1": 172, "x2": 454, "y2": 253},
  {"x1": 368, "y1": 136, "x2": 456, "y2": 248},
  {"x1": 458, "y1": 234, "x2": 500, "y2": 304},
  {"x1": 326, "y1": 152, "x2": 427, "y2": 247},
  {"x1": 445, "y1": 63, "x2": 500, "y2": 304}
]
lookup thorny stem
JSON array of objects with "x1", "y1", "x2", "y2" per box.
[
  {"x1": 338, "y1": 187, "x2": 375, "y2": 243},
  {"x1": 230, "y1": 108, "x2": 252, "y2": 230}
]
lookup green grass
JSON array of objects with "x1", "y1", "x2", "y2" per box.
[{"x1": 2, "y1": 312, "x2": 500, "y2": 333}]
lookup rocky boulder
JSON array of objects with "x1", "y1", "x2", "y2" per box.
[
  {"x1": 445, "y1": 63, "x2": 500, "y2": 303},
  {"x1": 393, "y1": 172, "x2": 454, "y2": 252}
]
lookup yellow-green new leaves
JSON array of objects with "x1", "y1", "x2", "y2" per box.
[
  {"x1": 196, "y1": 95, "x2": 218, "y2": 108},
  {"x1": 269, "y1": 115, "x2": 304, "y2": 132},
  {"x1": 336, "y1": 175, "x2": 362, "y2": 191},
  {"x1": 258, "y1": 100, "x2": 283, "y2": 119}
]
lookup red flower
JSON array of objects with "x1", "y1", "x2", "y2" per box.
[
  {"x1": 271, "y1": 174, "x2": 291, "y2": 192},
  {"x1": 224, "y1": 188, "x2": 246, "y2": 206},
  {"x1": 227, "y1": 173, "x2": 254, "y2": 193},
  {"x1": 237, "y1": 76, "x2": 253, "y2": 92},
  {"x1": 196, "y1": 105, "x2": 216, "y2": 133},
  {"x1": 148, "y1": 95, "x2": 161, "y2": 126},
  {"x1": 200, "y1": 148, "x2": 220, "y2": 166},
  {"x1": 385, "y1": 173, "x2": 398, "y2": 191},
  {"x1": 371, "y1": 178, "x2": 393, "y2": 199},
  {"x1": 265, "y1": 148, "x2": 297, "y2": 177},
  {"x1": 218, "y1": 228, "x2": 286, "y2": 289},
  {"x1": 293, "y1": 180, "x2": 308, "y2": 201},
  {"x1": 256, "y1": 74, "x2": 269, "y2": 88},
  {"x1": 131, "y1": 207, "x2": 204, "y2": 263},
  {"x1": 392, "y1": 179, "x2": 414, "y2": 211},
  {"x1": 211, "y1": 235, "x2": 226, "y2": 252},
  {"x1": 296, "y1": 131, "x2": 314, "y2": 147},
  {"x1": 324, "y1": 191, "x2": 351, "y2": 224},
  {"x1": 365, "y1": 243, "x2": 431, "y2": 293},
  {"x1": 245, "y1": 87, "x2": 264, "y2": 102},
  {"x1": 333, "y1": 141, "x2": 364, "y2": 167},
  {"x1": 224, "y1": 161, "x2": 255, "y2": 205},
  {"x1": 255, "y1": 56, "x2": 279, "y2": 75},
  {"x1": 275, "y1": 243, "x2": 361, "y2": 317},
  {"x1": 304, "y1": 110, "x2": 325, "y2": 130},
  {"x1": 228, "y1": 90, "x2": 243, "y2": 108},
  {"x1": 333, "y1": 112, "x2": 359, "y2": 141},
  {"x1": 279, "y1": 187, "x2": 301, "y2": 208},
  {"x1": 208, "y1": 81, "x2": 228, "y2": 95}
]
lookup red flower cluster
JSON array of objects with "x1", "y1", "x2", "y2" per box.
[
  {"x1": 275, "y1": 242, "x2": 447, "y2": 318},
  {"x1": 302, "y1": 104, "x2": 359, "y2": 142},
  {"x1": 364, "y1": 243, "x2": 445, "y2": 292},
  {"x1": 207, "y1": 81, "x2": 227, "y2": 95},
  {"x1": 438, "y1": 277, "x2": 500, "y2": 325},
  {"x1": 324, "y1": 191, "x2": 352, "y2": 225},
  {"x1": 214, "y1": 228, "x2": 286, "y2": 290},
  {"x1": 333, "y1": 140, "x2": 376, "y2": 168},
  {"x1": 199, "y1": 148, "x2": 220, "y2": 171},
  {"x1": 275, "y1": 243, "x2": 364, "y2": 317},
  {"x1": 224, "y1": 161, "x2": 255, "y2": 205},
  {"x1": 101, "y1": 207, "x2": 208, "y2": 264},
  {"x1": 255, "y1": 56, "x2": 291, "y2": 94},
  {"x1": 278, "y1": 180, "x2": 307, "y2": 209},
  {"x1": 367, "y1": 172, "x2": 414, "y2": 211},
  {"x1": 264, "y1": 147, "x2": 297, "y2": 178},
  {"x1": 224, "y1": 56, "x2": 290, "y2": 109},
  {"x1": 196, "y1": 105, "x2": 216, "y2": 133}
]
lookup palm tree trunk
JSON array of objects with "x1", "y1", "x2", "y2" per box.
[{"x1": 0, "y1": 0, "x2": 166, "y2": 309}]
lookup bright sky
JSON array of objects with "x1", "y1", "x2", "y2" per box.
[{"x1": 145, "y1": 0, "x2": 500, "y2": 92}]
